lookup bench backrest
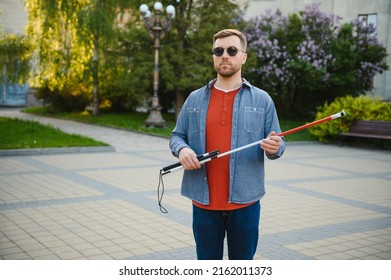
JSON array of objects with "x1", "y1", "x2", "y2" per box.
[{"x1": 350, "y1": 120, "x2": 391, "y2": 135}]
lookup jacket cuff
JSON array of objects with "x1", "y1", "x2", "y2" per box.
[{"x1": 173, "y1": 144, "x2": 190, "y2": 158}]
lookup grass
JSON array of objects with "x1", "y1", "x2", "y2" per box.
[
  {"x1": 279, "y1": 118, "x2": 317, "y2": 142},
  {"x1": 0, "y1": 117, "x2": 108, "y2": 150},
  {"x1": 22, "y1": 106, "x2": 316, "y2": 142},
  {"x1": 23, "y1": 107, "x2": 176, "y2": 138}
]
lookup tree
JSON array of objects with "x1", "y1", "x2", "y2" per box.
[
  {"x1": 77, "y1": 0, "x2": 138, "y2": 115},
  {"x1": 26, "y1": 0, "x2": 93, "y2": 111},
  {"x1": 25, "y1": 0, "x2": 140, "y2": 113},
  {"x1": 25, "y1": 0, "x2": 247, "y2": 114},
  {"x1": 106, "y1": 0, "x2": 246, "y2": 115},
  {"x1": 243, "y1": 2, "x2": 388, "y2": 117},
  {"x1": 143, "y1": 0, "x2": 247, "y2": 116}
]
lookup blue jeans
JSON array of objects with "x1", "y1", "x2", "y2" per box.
[{"x1": 192, "y1": 201, "x2": 260, "y2": 260}]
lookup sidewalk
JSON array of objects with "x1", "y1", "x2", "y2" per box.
[{"x1": 0, "y1": 108, "x2": 390, "y2": 260}]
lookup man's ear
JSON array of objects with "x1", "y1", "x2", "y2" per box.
[{"x1": 242, "y1": 53, "x2": 248, "y2": 64}]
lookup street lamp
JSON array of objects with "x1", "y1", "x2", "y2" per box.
[{"x1": 140, "y1": 2, "x2": 176, "y2": 127}]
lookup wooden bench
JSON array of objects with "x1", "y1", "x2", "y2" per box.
[{"x1": 340, "y1": 120, "x2": 391, "y2": 149}]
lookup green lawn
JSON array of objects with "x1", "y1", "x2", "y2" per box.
[
  {"x1": 278, "y1": 118, "x2": 317, "y2": 142},
  {"x1": 0, "y1": 117, "x2": 108, "y2": 150},
  {"x1": 23, "y1": 107, "x2": 176, "y2": 138},
  {"x1": 23, "y1": 107, "x2": 316, "y2": 142}
]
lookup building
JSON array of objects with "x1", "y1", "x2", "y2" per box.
[
  {"x1": 1, "y1": 0, "x2": 390, "y2": 106},
  {"x1": 0, "y1": 0, "x2": 29, "y2": 106},
  {"x1": 0, "y1": 0, "x2": 27, "y2": 34}
]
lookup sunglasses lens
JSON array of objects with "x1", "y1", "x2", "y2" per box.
[
  {"x1": 227, "y1": 47, "x2": 238, "y2": 56},
  {"x1": 213, "y1": 47, "x2": 224, "y2": 56},
  {"x1": 213, "y1": 47, "x2": 239, "y2": 56}
]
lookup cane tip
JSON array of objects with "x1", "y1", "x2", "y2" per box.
[{"x1": 340, "y1": 110, "x2": 346, "y2": 117}]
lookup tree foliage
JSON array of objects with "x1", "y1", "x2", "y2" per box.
[
  {"x1": 309, "y1": 95, "x2": 391, "y2": 142},
  {"x1": 137, "y1": 0, "x2": 246, "y2": 116},
  {"x1": 24, "y1": 0, "x2": 245, "y2": 113},
  {"x1": 26, "y1": 0, "x2": 93, "y2": 111},
  {"x1": 23, "y1": 1, "x2": 388, "y2": 117},
  {"x1": 0, "y1": 33, "x2": 31, "y2": 85},
  {"x1": 243, "y1": 2, "x2": 388, "y2": 117},
  {"x1": 25, "y1": 0, "x2": 140, "y2": 113}
]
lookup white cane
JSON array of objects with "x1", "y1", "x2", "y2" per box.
[{"x1": 158, "y1": 110, "x2": 346, "y2": 213}]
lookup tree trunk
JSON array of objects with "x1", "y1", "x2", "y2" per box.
[
  {"x1": 175, "y1": 88, "x2": 186, "y2": 119},
  {"x1": 92, "y1": 34, "x2": 99, "y2": 116},
  {"x1": 2, "y1": 65, "x2": 6, "y2": 105}
]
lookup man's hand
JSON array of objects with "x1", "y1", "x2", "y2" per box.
[
  {"x1": 261, "y1": 131, "x2": 282, "y2": 155},
  {"x1": 178, "y1": 147, "x2": 202, "y2": 170}
]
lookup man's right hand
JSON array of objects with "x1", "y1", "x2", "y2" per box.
[{"x1": 178, "y1": 147, "x2": 202, "y2": 170}]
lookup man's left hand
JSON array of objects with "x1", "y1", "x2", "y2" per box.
[{"x1": 261, "y1": 131, "x2": 282, "y2": 155}]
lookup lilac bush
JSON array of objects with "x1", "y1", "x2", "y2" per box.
[
  {"x1": 243, "y1": 2, "x2": 388, "y2": 117},
  {"x1": 350, "y1": 18, "x2": 386, "y2": 89}
]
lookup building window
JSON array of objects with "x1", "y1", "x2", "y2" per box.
[{"x1": 358, "y1": 13, "x2": 377, "y2": 28}]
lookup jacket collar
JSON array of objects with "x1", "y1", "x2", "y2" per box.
[{"x1": 207, "y1": 77, "x2": 251, "y2": 89}]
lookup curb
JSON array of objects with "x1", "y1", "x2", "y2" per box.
[{"x1": 0, "y1": 146, "x2": 116, "y2": 157}]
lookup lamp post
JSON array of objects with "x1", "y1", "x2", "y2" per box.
[{"x1": 140, "y1": 2, "x2": 175, "y2": 127}]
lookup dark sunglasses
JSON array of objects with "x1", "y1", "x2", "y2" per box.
[{"x1": 213, "y1": 46, "x2": 245, "y2": 57}]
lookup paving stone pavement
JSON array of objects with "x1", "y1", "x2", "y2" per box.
[{"x1": 0, "y1": 108, "x2": 390, "y2": 260}]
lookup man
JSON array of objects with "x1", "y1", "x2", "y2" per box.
[{"x1": 169, "y1": 29, "x2": 285, "y2": 260}]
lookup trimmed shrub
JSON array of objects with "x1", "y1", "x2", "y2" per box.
[{"x1": 309, "y1": 95, "x2": 391, "y2": 142}]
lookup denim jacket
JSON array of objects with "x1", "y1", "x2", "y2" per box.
[{"x1": 169, "y1": 78, "x2": 285, "y2": 205}]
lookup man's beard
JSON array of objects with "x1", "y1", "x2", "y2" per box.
[{"x1": 215, "y1": 63, "x2": 240, "y2": 77}]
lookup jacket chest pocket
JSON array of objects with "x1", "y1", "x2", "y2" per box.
[
  {"x1": 187, "y1": 107, "x2": 200, "y2": 132},
  {"x1": 244, "y1": 106, "x2": 264, "y2": 133}
]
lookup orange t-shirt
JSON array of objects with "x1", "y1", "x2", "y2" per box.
[{"x1": 193, "y1": 85, "x2": 252, "y2": 210}]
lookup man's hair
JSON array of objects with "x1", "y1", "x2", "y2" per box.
[{"x1": 213, "y1": 29, "x2": 247, "y2": 51}]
